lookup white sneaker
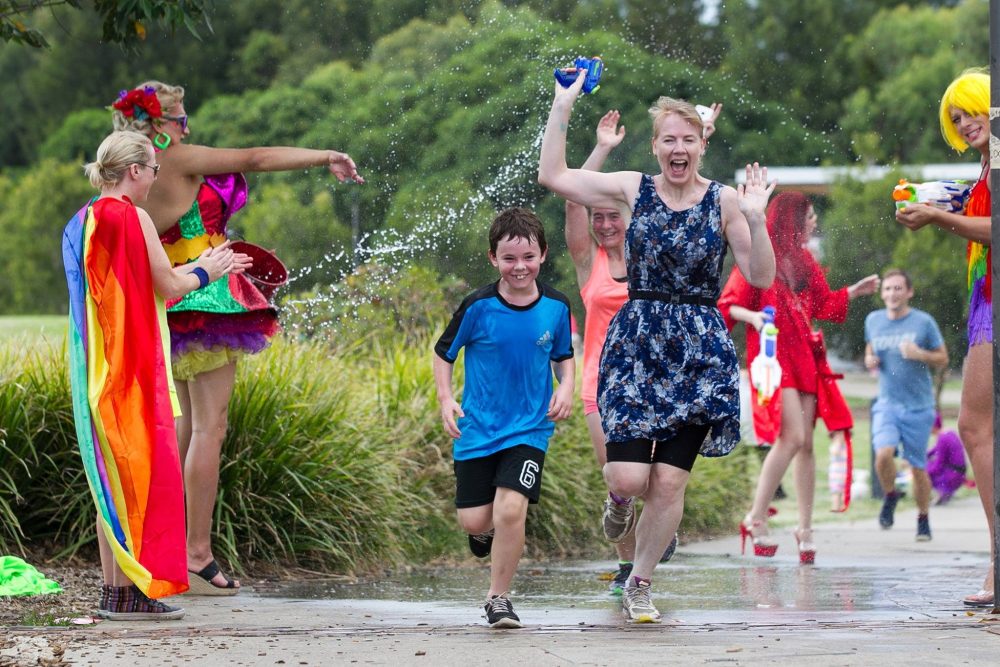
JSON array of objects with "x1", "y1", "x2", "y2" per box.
[
  {"x1": 622, "y1": 579, "x2": 661, "y2": 623},
  {"x1": 602, "y1": 495, "x2": 636, "y2": 543}
]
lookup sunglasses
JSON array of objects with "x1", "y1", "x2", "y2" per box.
[
  {"x1": 135, "y1": 162, "x2": 160, "y2": 176},
  {"x1": 162, "y1": 114, "x2": 188, "y2": 131}
]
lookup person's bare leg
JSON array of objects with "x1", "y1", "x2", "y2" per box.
[
  {"x1": 96, "y1": 522, "x2": 128, "y2": 587},
  {"x1": 488, "y1": 488, "x2": 529, "y2": 596},
  {"x1": 184, "y1": 361, "x2": 239, "y2": 589},
  {"x1": 587, "y1": 412, "x2": 636, "y2": 561},
  {"x1": 912, "y1": 468, "x2": 931, "y2": 515},
  {"x1": 958, "y1": 344, "x2": 994, "y2": 590},
  {"x1": 630, "y1": 463, "x2": 689, "y2": 582},
  {"x1": 175, "y1": 379, "x2": 193, "y2": 466},
  {"x1": 747, "y1": 389, "x2": 808, "y2": 533},
  {"x1": 874, "y1": 446, "x2": 898, "y2": 495},
  {"x1": 791, "y1": 394, "x2": 817, "y2": 538}
]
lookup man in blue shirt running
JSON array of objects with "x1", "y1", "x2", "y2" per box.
[
  {"x1": 434, "y1": 207, "x2": 575, "y2": 628},
  {"x1": 865, "y1": 269, "x2": 948, "y2": 541}
]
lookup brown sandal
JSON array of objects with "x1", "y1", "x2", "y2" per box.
[{"x1": 186, "y1": 560, "x2": 239, "y2": 596}]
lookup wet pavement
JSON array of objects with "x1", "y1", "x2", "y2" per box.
[{"x1": 4, "y1": 496, "x2": 999, "y2": 665}]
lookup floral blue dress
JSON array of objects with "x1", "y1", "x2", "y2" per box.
[{"x1": 597, "y1": 175, "x2": 740, "y2": 457}]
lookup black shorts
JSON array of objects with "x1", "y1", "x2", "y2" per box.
[
  {"x1": 605, "y1": 424, "x2": 710, "y2": 472},
  {"x1": 454, "y1": 444, "x2": 546, "y2": 508}
]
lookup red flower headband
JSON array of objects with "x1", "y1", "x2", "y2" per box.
[{"x1": 111, "y1": 86, "x2": 162, "y2": 122}]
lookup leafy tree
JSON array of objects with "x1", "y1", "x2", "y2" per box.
[
  {"x1": 0, "y1": 0, "x2": 212, "y2": 49},
  {"x1": 0, "y1": 160, "x2": 92, "y2": 313},
  {"x1": 838, "y1": 0, "x2": 988, "y2": 163}
]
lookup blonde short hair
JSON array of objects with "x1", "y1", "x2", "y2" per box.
[
  {"x1": 83, "y1": 131, "x2": 152, "y2": 190},
  {"x1": 939, "y1": 68, "x2": 989, "y2": 153},
  {"x1": 112, "y1": 80, "x2": 186, "y2": 135},
  {"x1": 648, "y1": 96, "x2": 704, "y2": 139}
]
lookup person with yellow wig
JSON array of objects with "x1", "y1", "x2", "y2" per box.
[{"x1": 896, "y1": 68, "x2": 993, "y2": 607}]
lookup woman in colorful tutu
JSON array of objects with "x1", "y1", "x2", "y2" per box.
[
  {"x1": 63, "y1": 130, "x2": 247, "y2": 618},
  {"x1": 896, "y1": 68, "x2": 993, "y2": 606},
  {"x1": 111, "y1": 82, "x2": 363, "y2": 594}
]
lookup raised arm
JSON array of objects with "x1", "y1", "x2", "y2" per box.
[
  {"x1": 565, "y1": 110, "x2": 627, "y2": 269},
  {"x1": 721, "y1": 163, "x2": 776, "y2": 288},
  {"x1": 163, "y1": 143, "x2": 364, "y2": 183},
  {"x1": 539, "y1": 72, "x2": 638, "y2": 209}
]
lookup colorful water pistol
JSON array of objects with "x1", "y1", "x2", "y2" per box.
[
  {"x1": 892, "y1": 179, "x2": 971, "y2": 213},
  {"x1": 554, "y1": 56, "x2": 603, "y2": 94},
  {"x1": 750, "y1": 306, "x2": 782, "y2": 406}
]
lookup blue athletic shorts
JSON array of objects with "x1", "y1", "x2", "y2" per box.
[{"x1": 871, "y1": 403, "x2": 935, "y2": 469}]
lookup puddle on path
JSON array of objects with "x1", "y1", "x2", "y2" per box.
[{"x1": 256, "y1": 553, "x2": 986, "y2": 627}]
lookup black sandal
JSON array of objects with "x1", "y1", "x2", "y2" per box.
[{"x1": 187, "y1": 560, "x2": 240, "y2": 596}]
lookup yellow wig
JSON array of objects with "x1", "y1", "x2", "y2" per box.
[{"x1": 939, "y1": 68, "x2": 989, "y2": 153}]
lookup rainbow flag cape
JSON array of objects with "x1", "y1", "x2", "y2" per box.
[{"x1": 62, "y1": 198, "x2": 188, "y2": 598}]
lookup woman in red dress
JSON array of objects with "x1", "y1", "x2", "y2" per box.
[{"x1": 718, "y1": 192, "x2": 878, "y2": 563}]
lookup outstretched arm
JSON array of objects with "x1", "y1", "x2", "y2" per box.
[
  {"x1": 165, "y1": 143, "x2": 364, "y2": 184},
  {"x1": 539, "y1": 72, "x2": 638, "y2": 209},
  {"x1": 565, "y1": 110, "x2": 627, "y2": 268},
  {"x1": 896, "y1": 205, "x2": 989, "y2": 244},
  {"x1": 722, "y1": 163, "x2": 776, "y2": 288}
]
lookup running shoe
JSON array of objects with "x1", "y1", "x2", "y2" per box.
[
  {"x1": 622, "y1": 578, "x2": 661, "y2": 623},
  {"x1": 468, "y1": 529, "x2": 494, "y2": 558},
  {"x1": 916, "y1": 514, "x2": 932, "y2": 542},
  {"x1": 608, "y1": 561, "x2": 633, "y2": 596},
  {"x1": 484, "y1": 593, "x2": 523, "y2": 629},
  {"x1": 602, "y1": 494, "x2": 636, "y2": 543},
  {"x1": 879, "y1": 490, "x2": 904, "y2": 529}
]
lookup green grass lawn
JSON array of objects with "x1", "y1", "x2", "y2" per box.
[{"x1": 0, "y1": 315, "x2": 66, "y2": 342}]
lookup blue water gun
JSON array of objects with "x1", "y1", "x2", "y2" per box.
[
  {"x1": 749, "y1": 306, "x2": 782, "y2": 406},
  {"x1": 554, "y1": 56, "x2": 603, "y2": 94}
]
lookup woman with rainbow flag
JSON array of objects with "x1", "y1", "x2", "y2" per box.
[{"x1": 62, "y1": 131, "x2": 249, "y2": 620}]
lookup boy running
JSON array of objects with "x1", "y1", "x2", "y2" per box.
[{"x1": 433, "y1": 207, "x2": 575, "y2": 628}]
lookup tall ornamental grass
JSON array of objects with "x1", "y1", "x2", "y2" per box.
[{"x1": 0, "y1": 334, "x2": 753, "y2": 572}]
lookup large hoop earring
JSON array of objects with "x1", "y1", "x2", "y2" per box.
[{"x1": 153, "y1": 133, "x2": 171, "y2": 150}]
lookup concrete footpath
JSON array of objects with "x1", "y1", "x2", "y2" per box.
[{"x1": 3, "y1": 497, "x2": 999, "y2": 666}]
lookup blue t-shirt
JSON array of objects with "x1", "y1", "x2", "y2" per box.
[
  {"x1": 434, "y1": 281, "x2": 574, "y2": 461},
  {"x1": 864, "y1": 308, "x2": 944, "y2": 411}
]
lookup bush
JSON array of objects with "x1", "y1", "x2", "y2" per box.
[
  {"x1": 1, "y1": 262, "x2": 753, "y2": 569},
  {"x1": 0, "y1": 332, "x2": 753, "y2": 571}
]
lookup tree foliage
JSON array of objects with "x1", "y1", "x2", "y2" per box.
[
  {"x1": 0, "y1": 0, "x2": 211, "y2": 49},
  {"x1": 0, "y1": 0, "x2": 990, "y2": 365}
]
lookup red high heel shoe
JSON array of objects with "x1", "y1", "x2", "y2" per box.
[
  {"x1": 740, "y1": 516, "x2": 778, "y2": 557},
  {"x1": 794, "y1": 528, "x2": 816, "y2": 565}
]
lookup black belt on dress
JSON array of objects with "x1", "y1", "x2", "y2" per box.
[{"x1": 628, "y1": 289, "x2": 717, "y2": 307}]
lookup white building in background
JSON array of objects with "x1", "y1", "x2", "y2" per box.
[{"x1": 733, "y1": 164, "x2": 982, "y2": 195}]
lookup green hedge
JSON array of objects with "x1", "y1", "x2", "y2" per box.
[{"x1": 0, "y1": 334, "x2": 753, "y2": 574}]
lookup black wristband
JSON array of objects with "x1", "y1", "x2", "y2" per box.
[{"x1": 189, "y1": 266, "x2": 210, "y2": 289}]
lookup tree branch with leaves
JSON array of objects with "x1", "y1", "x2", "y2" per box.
[{"x1": 1, "y1": 0, "x2": 212, "y2": 49}]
